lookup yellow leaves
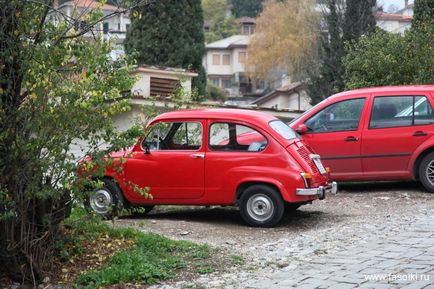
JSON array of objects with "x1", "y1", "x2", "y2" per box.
[
  {"x1": 246, "y1": 0, "x2": 319, "y2": 80},
  {"x1": 15, "y1": 11, "x2": 21, "y2": 17}
]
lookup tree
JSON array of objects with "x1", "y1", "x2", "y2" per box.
[
  {"x1": 125, "y1": 0, "x2": 207, "y2": 96},
  {"x1": 342, "y1": 0, "x2": 434, "y2": 89},
  {"x1": 231, "y1": 0, "x2": 263, "y2": 18},
  {"x1": 202, "y1": 0, "x2": 239, "y2": 43},
  {"x1": 412, "y1": 0, "x2": 434, "y2": 31},
  {"x1": 245, "y1": 0, "x2": 319, "y2": 82},
  {"x1": 343, "y1": 0, "x2": 376, "y2": 42},
  {"x1": 306, "y1": 0, "x2": 377, "y2": 104},
  {"x1": 0, "y1": 0, "x2": 145, "y2": 284}
]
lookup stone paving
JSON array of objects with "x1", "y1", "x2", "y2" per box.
[{"x1": 243, "y1": 214, "x2": 434, "y2": 289}]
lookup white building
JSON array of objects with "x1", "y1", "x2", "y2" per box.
[
  {"x1": 375, "y1": 1, "x2": 414, "y2": 34},
  {"x1": 203, "y1": 35, "x2": 265, "y2": 97},
  {"x1": 51, "y1": 0, "x2": 130, "y2": 51},
  {"x1": 251, "y1": 82, "x2": 311, "y2": 111}
]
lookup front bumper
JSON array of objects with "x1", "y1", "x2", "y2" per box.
[{"x1": 296, "y1": 182, "x2": 338, "y2": 199}]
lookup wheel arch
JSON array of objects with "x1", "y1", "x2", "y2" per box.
[
  {"x1": 413, "y1": 147, "x2": 434, "y2": 181},
  {"x1": 235, "y1": 181, "x2": 284, "y2": 204}
]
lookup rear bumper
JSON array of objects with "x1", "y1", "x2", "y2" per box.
[{"x1": 296, "y1": 182, "x2": 338, "y2": 199}]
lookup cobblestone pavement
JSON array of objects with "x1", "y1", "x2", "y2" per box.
[
  {"x1": 242, "y1": 213, "x2": 434, "y2": 289},
  {"x1": 135, "y1": 183, "x2": 434, "y2": 289}
]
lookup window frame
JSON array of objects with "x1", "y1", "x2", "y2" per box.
[
  {"x1": 222, "y1": 54, "x2": 231, "y2": 65},
  {"x1": 368, "y1": 95, "x2": 433, "y2": 130},
  {"x1": 142, "y1": 121, "x2": 203, "y2": 152},
  {"x1": 212, "y1": 54, "x2": 221, "y2": 65},
  {"x1": 304, "y1": 98, "x2": 366, "y2": 134},
  {"x1": 208, "y1": 121, "x2": 268, "y2": 153}
]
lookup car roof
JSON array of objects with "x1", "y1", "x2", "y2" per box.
[
  {"x1": 329, "y1": 85, "x2": 434, "y2": 102},
  {"x1": 152, "y1": 108, "x2": 277, "y2": 124}
]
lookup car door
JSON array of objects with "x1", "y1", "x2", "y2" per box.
[
  {"x1": 204, "y1": 121, "x2": 271, "y2": 203},
  {"x1": 125, "y1": 120, "x2": 205, "y2": 200},
  {"x1": 301, "y1": 97, "x2": 367, "y2": 180},
  {"x1": 361, "y1": 93, "x2": 434, "y2": 178}
]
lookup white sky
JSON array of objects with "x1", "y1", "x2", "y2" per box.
[{"x1": 378, "y1": 0, "x2": 414, "y2": 12}]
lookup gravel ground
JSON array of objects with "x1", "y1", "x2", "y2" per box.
[{"x1": 115, "y1": 181, "x2": 434, "y2": 288}]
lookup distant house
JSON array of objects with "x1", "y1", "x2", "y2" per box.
[
  {"x1": 376, "y1": 11, "x2": 412, "y2": 34},
  {"x1": 237, "y1": 17, "x2": 256, "y2": 35},
  {"x1": 130, "y1": 66, "x2": 197, "y2": 101},
  {"x1": 375, "y1": 1, "x2": 414, "y2": 34},
  {"x1": 251, "y1": 82, "x2": 311, "y2": 111},
  {"x1": 203, "y1": 35, "x2": 265, "y2": 97},
  {"x1": 51, "y1": 0, "x2": 130, "y2": 54}
]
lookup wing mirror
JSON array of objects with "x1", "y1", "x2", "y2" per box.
[
  {"x1": 296, "y1": 124, "x2": 308, "y2": 135},
  {"x1": 143, "y1": 143, "x2": 151, "y2": 154}
]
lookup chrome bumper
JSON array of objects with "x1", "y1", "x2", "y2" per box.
[{"x1": 296, "y1": 182, "x2": 338, "y2": 199}]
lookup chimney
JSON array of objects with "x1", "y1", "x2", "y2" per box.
[
  {"x1": 404, "y1": 0, "x2": 409, "y2": 7},
  {"x1": 53, "y1": 0, "x2": 59, "y2": 8}
]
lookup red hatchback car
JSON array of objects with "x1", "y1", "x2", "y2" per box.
[
  {"x1": 86, "y1": 109, "x2": 337, "y2": 227},
  {"x1": 290, "y1": 85, "x2": 434, "y2": 192}
]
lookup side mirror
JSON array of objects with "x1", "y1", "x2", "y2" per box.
[
  {"x1": 143, "y1": 143, "x2": 150, "y2": 154},
  {"x1": 296, "y1": 124, "x2": 308, "y2": 135}
]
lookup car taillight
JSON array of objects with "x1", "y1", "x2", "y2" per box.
[{"x1": 300, "y1": 172, "x2": 312, "y2": 188}]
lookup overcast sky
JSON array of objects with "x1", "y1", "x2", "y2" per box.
[{"x1": 378, "y1": 0, "x2": 414, "y2": 12}]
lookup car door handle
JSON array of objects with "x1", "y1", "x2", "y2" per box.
[
  {"x1": 413, "y1": 131, "x2": 428, "y2": 137},
  {"x1": 345, "y1": 136, "x2": 359, "y2": 142},
  {"x1": 190, "y1": 153, "x2": 205, "y2": 159}
]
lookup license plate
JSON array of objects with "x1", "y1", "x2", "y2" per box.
[{"x1": 311, "y1": 155, "x2": 327, "y2": 174}]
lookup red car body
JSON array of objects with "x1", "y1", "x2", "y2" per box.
[
  {"x1": 290, "y1": 85, "x2": 434, "y2": 192},
  {"x1": 89, "y1": 109, "x2": 336, "y2": 227}
]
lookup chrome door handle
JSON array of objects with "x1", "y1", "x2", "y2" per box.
[{"x1": 190, "y1": 153, "x2": 205, "y2": 159}]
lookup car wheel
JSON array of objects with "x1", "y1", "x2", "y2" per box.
[
  {"x1": 86, "y1": 179, "x2": 124, "y2": 218},
  {"x1": 419, "y1": 152, "x2": 434, "y2": 193},
  {"x1": 239, "y1": 185, "x2": 284, "y2": 227}
]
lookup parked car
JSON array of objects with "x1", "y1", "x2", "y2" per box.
[
  {"x1": 85, "y1": 109, "x2": 337, "y2": 227},
  {"x1": 290, "y1": 85, "x2": 434, "y2": 192}
]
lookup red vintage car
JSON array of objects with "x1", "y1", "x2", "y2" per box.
[
  {"x1": 86, "y1": 109, "x2": 337, "y2": 227},
  {"x1": 290, "y1": 85, "x2": 434, "y2": 192}
]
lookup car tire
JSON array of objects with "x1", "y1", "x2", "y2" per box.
[
  {"x1": 85, "y1": 178, "x2": 125, "y2": 219},
  {"x1": 239, "y1": 185, "x2": 284, "y2": 227},
  {"x1": 419, "y1": 152, "x2": 434, "y2": 193}
]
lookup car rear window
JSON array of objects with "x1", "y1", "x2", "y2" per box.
[{"x1": 269, "y1": 120, "x2": 298, "y2": 140}]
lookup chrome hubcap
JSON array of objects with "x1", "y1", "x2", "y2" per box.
[
  {"x1": 426, "y1": 160, "x2": 434, "y2": 186},
  {"x1": 89, "y1": 189, "x2": 113, "y2": 214},
  {"x1": 246, "y1": 194, "x2": 274, "y2": 222}
]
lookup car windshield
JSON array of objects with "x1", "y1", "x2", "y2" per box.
[{"x1": 269, "y1": 120, "x2": 298, "y2": 140}]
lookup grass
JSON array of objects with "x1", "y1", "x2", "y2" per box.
[{"x1": 56, "y1": 209, "x2": 214, "y2": 288}]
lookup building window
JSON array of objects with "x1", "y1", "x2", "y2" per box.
[
  {"x1": 222, "y1": 54, "x2": 230, "y2": 65},
  {"x1": 212, "y1": 54, "x2": 221, "y2": 65},
  {"x1": 126, "y1": 24, "x2": 130, "y2": 31},
  {"x1": 222, "y1": 79, "x2": 231, "y2": 89},
  {"x1": 239, "y1": 52, "x2": 246, "y2": 64},
  {"x1": 118, "y1": 23, "x2": 121, "y2": 30},
  {"x1": 103, "y1": 22, "x2": 109, "y2": 34},
  {"x1": 211, "y1": 78, "x2": 220, "y2": 87}
]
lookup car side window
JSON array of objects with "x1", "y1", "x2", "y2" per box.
[
  {"x1": 209, "y1": 122, "x2": 268, "y2": 152},
  {"x1": 305, "y1": 98, "x2": 365, "y2": 133},
  {"x1": 370, "y1": 96, "x2": 434, "y2": 129},
  {"x1": 143, "y1": 122, "x2": 202, "y2": 151}
]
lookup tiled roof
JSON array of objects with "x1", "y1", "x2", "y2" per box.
[
  {"x1": 237, "y1": 17, "x2": 256, "y2": 24},
  {"x1": 206, "y1": 35, "x2": 249, "y2": 49},
  {"x1": 376, "y1": 12, "x2": 413, "y2": 22}
]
